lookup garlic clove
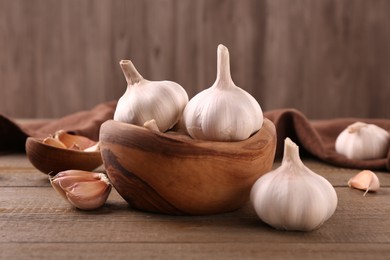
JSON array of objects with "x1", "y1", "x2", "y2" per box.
[
  {"x1": 65, "y1": 180, "x2": 111, "y2": 210},
  {"x1": 50, "y1": 170, "x2": 111, "y2": 210},
  {"x1": 54, "y1": 130, "x2": 97, "y2": 151},
  {"x1": 143, "y1": 119, "x2": 161, "y2": 132},
  {"x1": 83, "y1": 142, "x2": 100, "y2": 152},
  {"x1": 335, "y1": 122, "x2": 390, "y2": 160},
  {"x1": 348, "y1": 170, "x2": 380, "y2": 196},
  {"x1": 42, "y1": 136, "x2": 67, "y2": 149},
  {"x1": 250, "y1": 138, "x2": 338, "y2": 231},
  {"x1": 183, "y1": 44, "x2": 263, "y2": 141},
  {"x1": 114, "y1": 60, "x2": 188, "y2": 132}
]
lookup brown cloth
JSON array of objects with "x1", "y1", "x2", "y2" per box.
[
  {"x1": 264, "y1": 109, "x2": 390, "y2": 171},
  {"x1": 0, "y1": 101, "x2": 117, "y2": 152},
  {"x1": 0, "y1": 102, "x2": 389, "y2": 171}
]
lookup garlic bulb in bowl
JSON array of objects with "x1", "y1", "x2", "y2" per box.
[
  {"x1": 183, "y1": 44, "x2": 263, "y2": 141},
  {"x1": 250, "y1": 138, "x2": 338, "y2": 231},
  {"x1": 335, "y1": 122, "x2": 390, "y2": 160},
  {"x1": 114, "y1": 60, "x2": 188, "y2": 132}
]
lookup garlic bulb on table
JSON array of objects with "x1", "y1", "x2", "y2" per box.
[
  {"x1": 335, "y1": 122, "x2": 390, "y2": 160},
  {"x1": 183, "y1": 44, "x2": 263, "y2": 141},
  {"x1": 114, "y1": 60, "x2": 188, "y2": 132},
  {"x1": 250, "y1": 138, "x2": 338, "y2": 231}
]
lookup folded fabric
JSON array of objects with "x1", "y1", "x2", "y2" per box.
[
  {"x1": 0, "y1": 101, "x2": 116, "y2": 152},
  {"x1": 0, "y1": 102, "x2": 389, "y2": 171},
  {"x1": 264, "y1": 109, "x2": 390, "y2": 171}
]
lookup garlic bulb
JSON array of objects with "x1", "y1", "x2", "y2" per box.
[
  {"x1": 250, "y1": 138, "x2": 338, "y2": 231},
  {"x1": 50, "y1": 170, "x2": 112, "y2": 210},
  {"x1": 183, "y1": 44, "x2": 263, "y2": 141},
  {"x1": 348, "y1": 170, "x2": 380, "y2": 196},
  {"x1": 335, "y1": 122, "x2": 390, "y2": 160},
  {"x1": 114, "y1": 60, "x2": 188, "y2": 132}
]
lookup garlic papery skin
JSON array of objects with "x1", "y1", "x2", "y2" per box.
[
  {"x1": 250, "y1": 138, "x2": 338, "y2": 231},
  {"x1": 114, "y1": 60, "x2": 189, "y2": 132},
  {"x1": 348, "y1": 170, "x2": 380, "y2": 196},
  {"x1": 183, "y1": 44, "x2": 263, "y2": 141},
  {"x1": 49, "y1": 170, "x2": 112, "y2": 210},
  {"x1": 335, "y1": 122, "x2": 390, "y2": 160}
]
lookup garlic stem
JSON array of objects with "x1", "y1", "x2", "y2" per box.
[
  {"x1": 120, "y1": 60, "x2": 144, "y2": 85},
  {"x1": 215, "y1": 44, "x2": 233, "y2": 86},
  {"x1": 347, "y1": 122, "x2": 367, "y2": 134},
  {"x1": 282, "y1": 138, "x2": 305, "y2": 169}
]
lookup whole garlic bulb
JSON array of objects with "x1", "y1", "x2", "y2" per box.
[
  {"x1": 183, "y1": 44, "x2": 263, "y2": 141},
  {"x1": 114, "y1": 60, "x2": 188, "y2": 132},
  {"x1": 250, "y1": 138, "x2": 338, "y2": 231},
  {"x1": 335, "y1": 122, "x2": 390, "y2": 160}
]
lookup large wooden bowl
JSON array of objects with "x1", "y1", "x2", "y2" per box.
[{"x1": 99, "y1": 118, "x2": 276, "y2": 215}]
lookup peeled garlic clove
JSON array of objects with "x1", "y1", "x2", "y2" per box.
[
  {"x1": 42, "y1": 137, "x2": 67, "y2": 149},
  {"x1": 183, "y1": 44, "x2": 263, "y2": 141},
  {"x1": 335, "y1": 122, "x2": 390, "y2": 160},
  {"x1": 348, "y1": 170, "x2": 380, "y2": 196},
  {"x1": 50, "y1": 170, "x2": 111, "y2": 210},
  {"x1": 250, "y1": 138, "x2": 338, "y2": 232},
  {"x1": 114, "y1": 60, "x2": 188, "y2": 132}
]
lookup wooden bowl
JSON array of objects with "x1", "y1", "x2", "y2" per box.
[
  {"x1": 26, "y1": 137, "x2": 103, "y2": 174},
  {"x1": 99, "y1": 118, "x2": 276, "y2": 215}
]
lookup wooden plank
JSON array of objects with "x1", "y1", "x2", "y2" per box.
[
  {"x1": 0, "y1": 242, "x2": 389, "y2": 260},
  {"x1": 1, "y1": 154, "x2": 390, "y2": 187},
  {"x1": 0, "y1": 153, "x2": 390, "y2": 258},
  {"x1": 0, "y1": 187, "x2": 389, "y2": 243}
]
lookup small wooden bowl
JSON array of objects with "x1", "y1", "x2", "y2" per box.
[
  {"x1": 100, "y1": 118, "x2": 276, "y2": 215},
  {"x1": 26, "y1": 137, "x2": 103, "y2": 174}
]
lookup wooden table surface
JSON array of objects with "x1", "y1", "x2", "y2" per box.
[{"x1": 0, "y1": 153, "x2": 389, "y2": 259}]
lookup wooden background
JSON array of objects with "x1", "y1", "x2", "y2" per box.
[{"x1": 0, "y1": 0, "x2": 389, "y2": 119}]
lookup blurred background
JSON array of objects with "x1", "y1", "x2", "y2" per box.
[{"x1": 0, "y1": 0, "x2": 389, "y2": 119}]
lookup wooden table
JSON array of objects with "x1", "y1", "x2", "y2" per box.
[{"x1": 0, "y1": 153, "x2": 389, "y2": 259}]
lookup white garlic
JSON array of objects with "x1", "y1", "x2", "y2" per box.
[
  {"x1": 250, "y1": 138, "x2": 338, "y2": 231},
  {"x1": 335, "y1": 122, "x2": 390, "y2": 160},
  {"x1": 183, "y1": 44, "x2": 263, "y2": 141},
  {"x1": 348, "y1": 170, "x2": 380, "y2": 196},
  {"x1": 50, "y1": 170, "x2": 112, "y2": 210},
  {"x1": 114, "y1": 60, "x2": 189, "y2": 132}
]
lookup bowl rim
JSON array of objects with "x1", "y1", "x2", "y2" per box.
[{"x1": 26, "y1": 136, "x2": 101, "y2": 155}]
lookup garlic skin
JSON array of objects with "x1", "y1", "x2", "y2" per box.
[
  {"x1": 50, "y1": 170, "x2": 112, "y2": 210},
  {"x1": 250, "y1": 138, "x2": 338, "y2": 231},
  {"x1": 183, "y1": 44, "x2": 263, "y2": 141},
  {"x1": 335, "y1": 122, "x2": 390, "y2": 160},
  {"x1": 42, "y1": 137, "x2": 67, "y2": 149},
  {"x1": 114, "y1": 60, "x2": 188, "y2": 132},
  {"x1": 348, "y1": 170, "x2": 380, "y2": 196}
]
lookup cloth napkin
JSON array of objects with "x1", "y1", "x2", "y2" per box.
[{"x1": 1, "y1": 101, "x2": 389, "y2": 171}]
